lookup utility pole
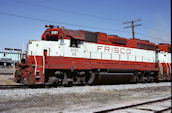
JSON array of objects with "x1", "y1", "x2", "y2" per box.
[{"x1": 123, "y1": 19, "x2": 142, "y2": 39}]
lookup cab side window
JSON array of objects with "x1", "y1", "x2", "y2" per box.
[{"x1": 70, "y1": 38, "x2": 82, "y2": 48}]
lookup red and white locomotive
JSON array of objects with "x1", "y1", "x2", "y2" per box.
[{"x1": 15, "y1": 25, "x2": 171, "y2": 85}]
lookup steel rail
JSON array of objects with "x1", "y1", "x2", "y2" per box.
[
  {"x1": 94, "y1": 97, "x2": 171, "y2": 113},
  {"x1": 0, "y1": 85, "x2": 46, "y2": 89}
]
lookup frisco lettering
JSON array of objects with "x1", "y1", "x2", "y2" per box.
[{"x1": 97, "y1": 45, "x2": 131, "y2": 54}]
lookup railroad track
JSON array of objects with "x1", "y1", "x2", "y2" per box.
[
  {"x1": 94, "y1": 97, "x2": 171, "y2": 113},
  {"x1": 0, "y1": 85, "x2": 46, "y2": 89}
]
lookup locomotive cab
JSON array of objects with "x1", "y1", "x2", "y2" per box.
[{"x1": 41, "y1": 25, "x2": 62, "y2": 41}]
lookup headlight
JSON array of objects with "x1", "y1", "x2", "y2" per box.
[{"x1": 51, "y1": 31, "x2": 59, "y2": 34}]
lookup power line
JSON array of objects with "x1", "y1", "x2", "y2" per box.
[
  {"x1": 135, "y1": 32, "x2": 170, "y2": 42},
  {"x1": 14, "y1": 1, "x2": 170, "y2": 34},
  {"x1": 0, "y1": 11, "x2": 170, "y2": 43},
  {"x1": 15, "y1": 0, "x2": 124, "y2": 23},
  {"x1": 142, "y1": 25, "x2": 170, "y2": 34},
  {"x1": 0, "y1": 11, "x2": 129, "y2": 33},
  {"x1": 123, "y1": 19, "x2": 142, "y2": 39}
]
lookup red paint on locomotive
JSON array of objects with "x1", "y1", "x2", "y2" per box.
[{"x1": 14, "y1": 25, "x2": 171, "y2": 85}]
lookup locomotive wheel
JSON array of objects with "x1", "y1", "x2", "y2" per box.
[
  {"x1": 62, "y1": 73, "x2": 73, "y2": 87},
  {"x1": 75, "y1": 77, "x2": 86, "y2": 85},
  {"x1": 131, "y1": 74, "x2": 139, "y2": 83},
  {"x1": 144, "y1": 75, "x2": 149, "y2": 83},
  {"x1": 46, "y1": 77, "x2": 61, "y2": 86},
  {"x1": 147, "y1": 75, "x2": 153, "y2": 83},
  {"x1": 80, "y1": 77, "x2": 86, "y2": 85},
  {"x1": 86, "y1": 72, "x2": 96, "y2": 85},
  {"x1": 139, "y1": 74, "x2": 144, "y2": 83}
]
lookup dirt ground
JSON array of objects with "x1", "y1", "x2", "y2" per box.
[
  {"x1": 0, "y1": 74, "x2": 18, "y2": 85},
  {"x1": 0, "y1": 83, "x2": 171, "y2": 113}
]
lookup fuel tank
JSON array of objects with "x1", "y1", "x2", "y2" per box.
[{"x1": 94, "y1": 72, "x2": 134, "y2": 84}]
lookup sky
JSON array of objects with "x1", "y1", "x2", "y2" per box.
[{"x1": 0, "y1": 0, "x2": 171, "y2": 51}]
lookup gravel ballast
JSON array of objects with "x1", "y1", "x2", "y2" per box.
[
  {"x1": 0, "y1": 82, "x2": 170, "y2": 98},
  {"x1": 0, "y1": 82, "x2": 171, "y2": 113}
]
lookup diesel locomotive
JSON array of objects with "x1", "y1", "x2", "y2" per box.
[{"x1": 15, "y1": 25, "x2": 171, "y2": 86}]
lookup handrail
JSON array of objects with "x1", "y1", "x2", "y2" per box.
[
  {"x1": 43, "y1": 56, "x2": 45, "y2": 74},
  {"x1": 34, "y1": 55, "x2": 37, "y2": 75},
  {"x1": 88, "y1": 51, "x2": 155, "y2": 62}
]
